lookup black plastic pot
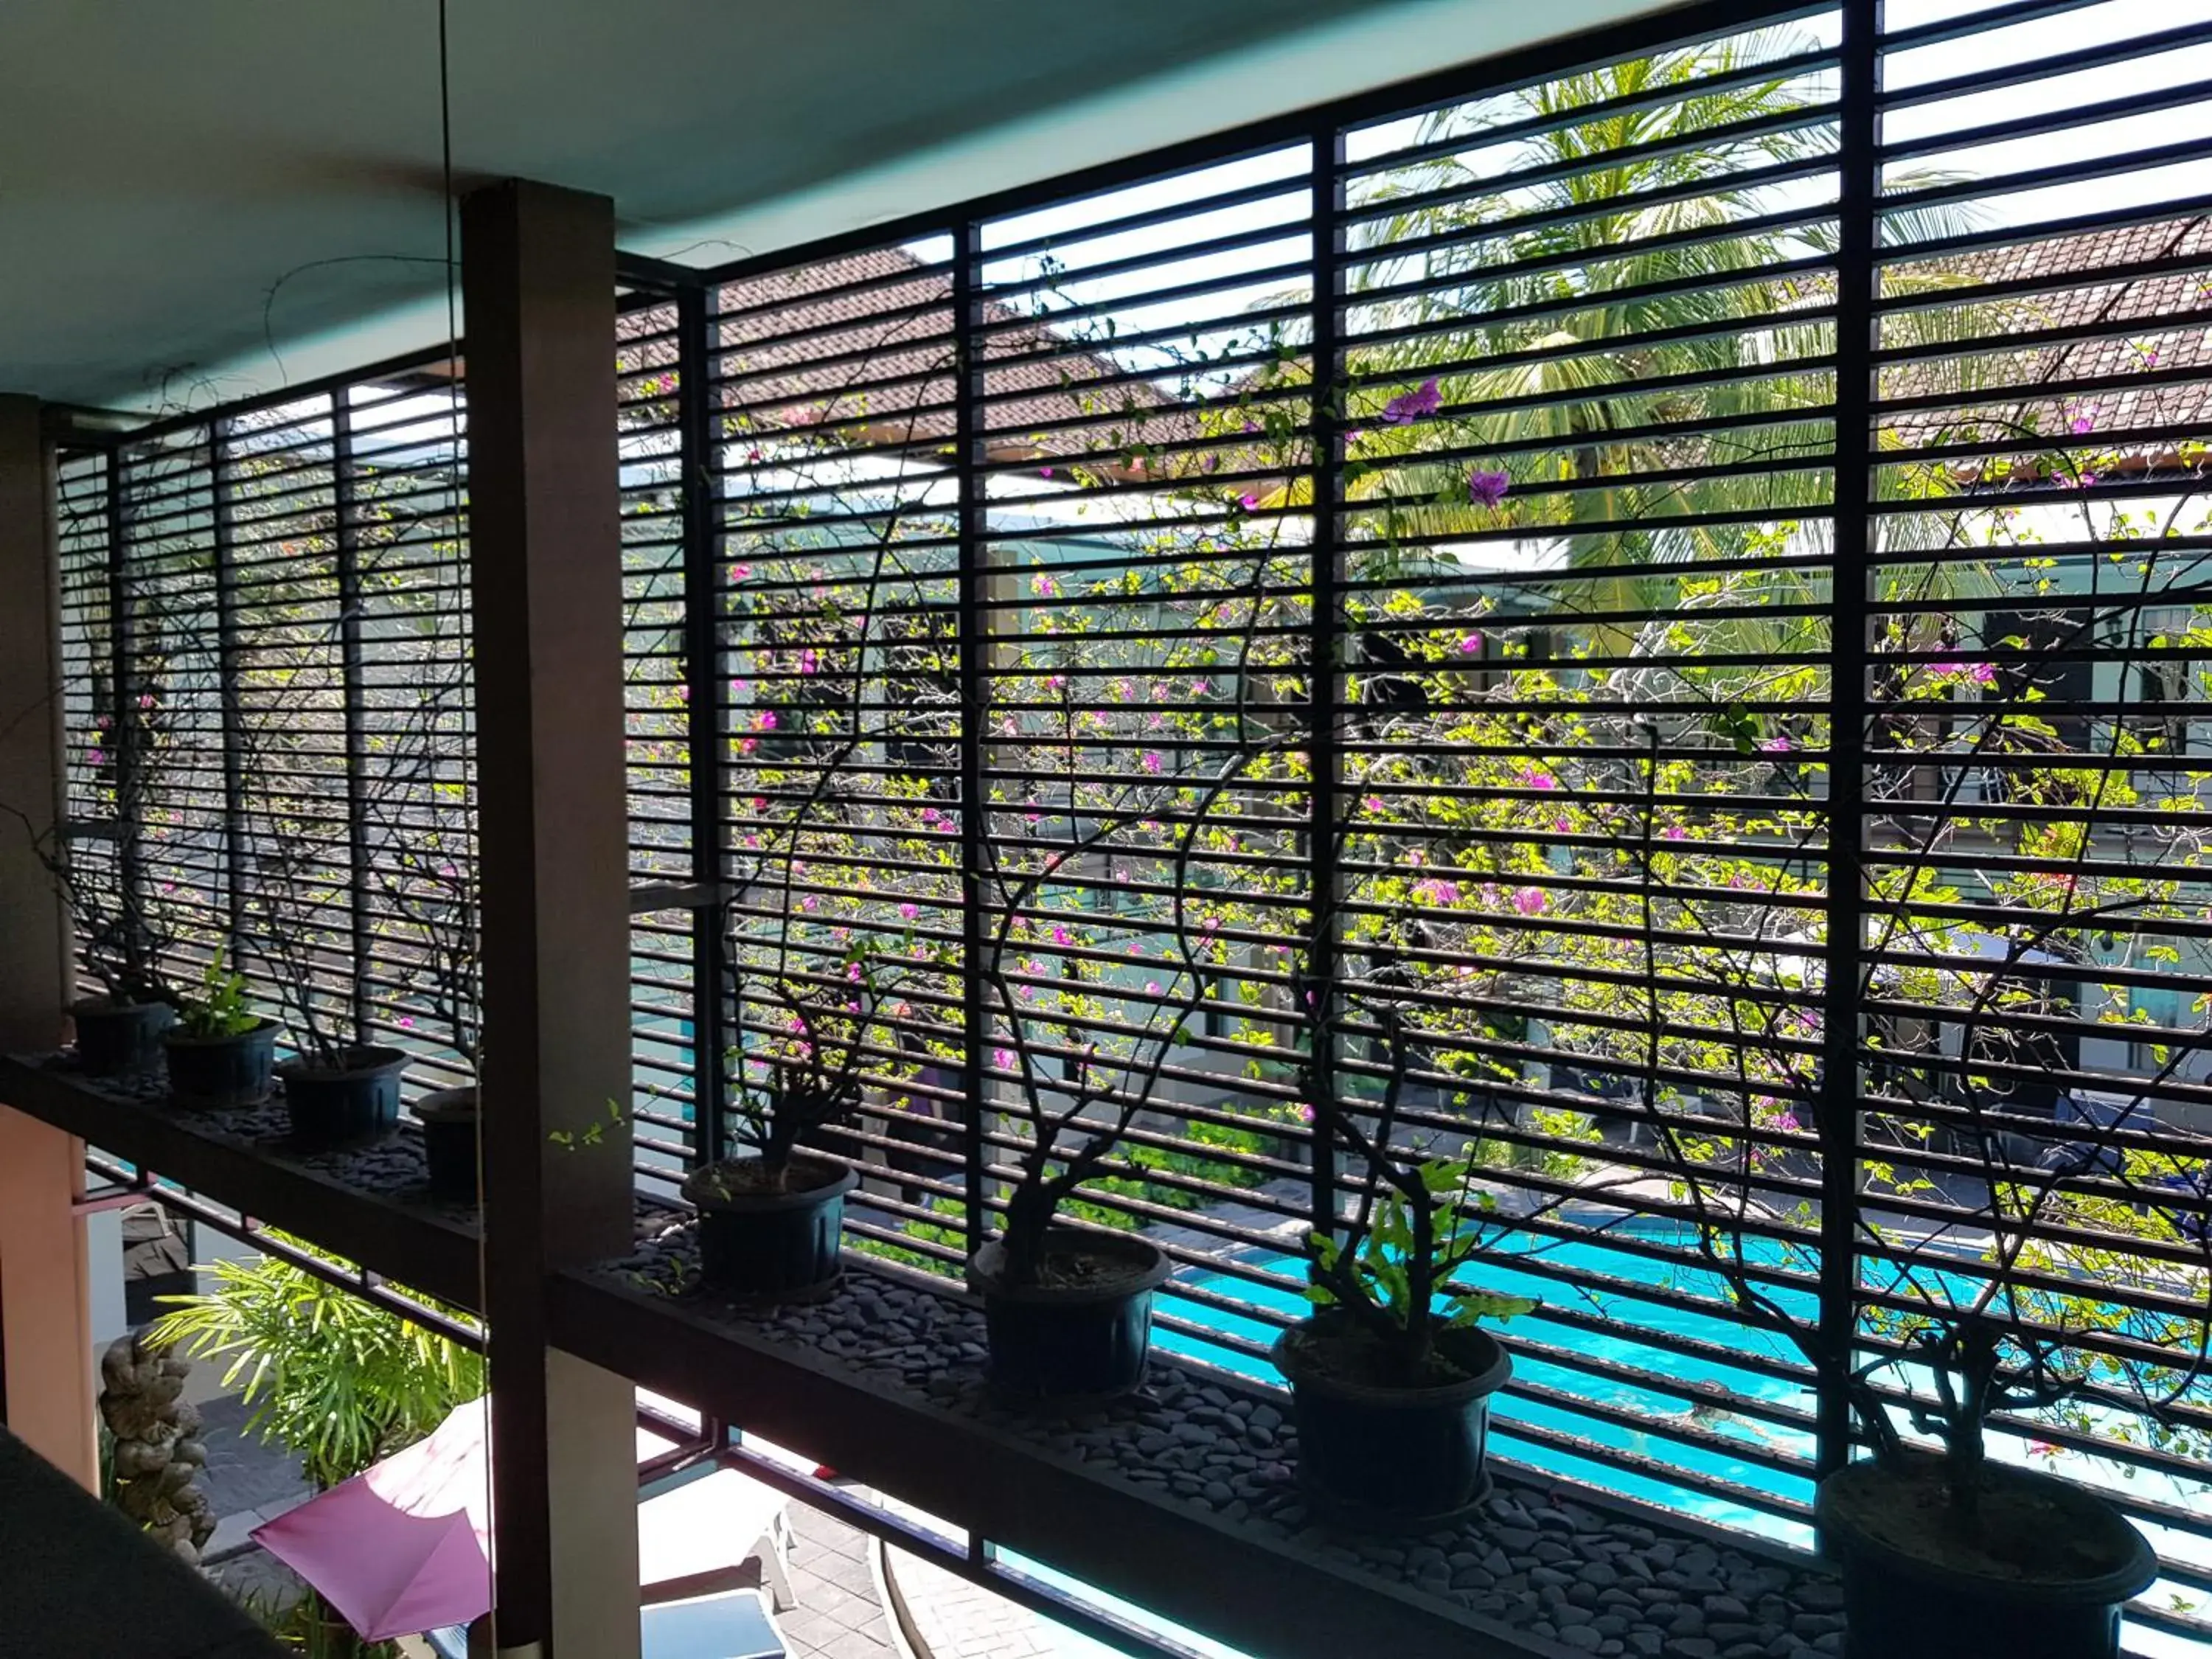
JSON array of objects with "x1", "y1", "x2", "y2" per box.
[
  {"x1": 162, "y1": 1018, "x2": 279, "y2": 1110},
  {"x1": 1818, "y1": 1456, "x2": 2157, "y2": 1659},
  {"x1": 276, "y1": 1046, "x2": 409, "y2": 1147},
  {"x1": 72, "y1": 997, "x2": 175, "y2": 1078},
  {"x1": 681, "y1": 1155, "x2": 857, "y2": 1302},
  {"x1": 411, "y1": 1086, "x2": 480, "y2": 1203},
  {"x1": 967, "y1": 1228, "x2": 1171, "y2": 1404},
  {"x1": 1272, "y1": 1315, "x2": 1512, "y2": 1528}
]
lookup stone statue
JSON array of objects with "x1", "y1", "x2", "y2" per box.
[{"x1": 99, "y1": 1332, "x2": 215, "y2": 1565}]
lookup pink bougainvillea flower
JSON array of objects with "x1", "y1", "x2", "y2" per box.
[
  {"x1": 1051, "y1": 925, "x2": 1073, "y2": 947},
  {"x1": 1458, "y1": 632, "x2": 1484, "y2": 654},
  {"x1": 1141, "y1": 751, "x2": 1163, "y2": 774},
  {"x1": 1238, "y1": 492, "x2": 1262, "y2": 510},
  {"x1": 1032, "y1": 572, "x2": 1059, "y2": 598},
  {"x1": 730, "y1": 563, "x2": 752, "y2": 581},
  {"x1": 1774, "y1": 1112, "x2": 1801, "y2": 1132},
  {"x1": 1512, "y1": 886, "x2": 1547, "y2": 916},
  {"x1": 1519, "y1": 768, "x2": 1557, "y2": 791},
  {"x1": 992, "y1": 1048, "x2": 1013, "y2": 1070},
  {"x1": 897, "y1": 902, "x2": 920, "y2": 921},
  {"x1": 1199, "y1": 453, "x2": 1220, "y2": 473},
  {"x1": 755, "y1": 709, "x2": 778, "y2": 731},
  {"x1": 2069, "y1": 414, "x2": 2093, "y2": 436},
  {"x1": 1761, "y1": 736, "x2": 1792, "y2": 754},
  {"x1": 1466, "y1": 468, "x2": 1510, "y2": 508},
  {"x1": 1969, "y1": 662, "x2": 1997, "y2": 685},
  {"x1": 1379, "y1": 378, "x2": 1442, "y2": 425},
  {"x1": 1661, "y1": 825, "x2": 1688, "y2": 841}
]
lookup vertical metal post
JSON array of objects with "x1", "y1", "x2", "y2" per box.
[
  {"x1": 209, "y1": 419, "x2": 248, "y2": 965},
  {"x1": 463, "y1": 178, "x2": 641, "y2": 1659},
  {"x1": 1303, "y1": 125, "x2": 1349, "y2": 1245},
  {"x1": 105, "y1": 447, "x2": 143, "y2": 975},
  {"x1": 1815, "y1": 0, "x2": 1881, "y2": 1483},
  {"x1": 953, "y1": 222, "x2": 991, "y2": 1252},
  {"x1": 333, "y1": 394, "x2": 375, "y2": 1043},
  {"x1": 678, "y1": 282, "x2": 730, "y2": 1169}
]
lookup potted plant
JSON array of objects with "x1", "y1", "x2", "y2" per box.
[
  {"x1": 1816, "y1": 1315, "x2": 2157, "y2": 1659},
  {"x1": 1273, "y1": 1007, "x2": 1536, "y2": 1525},
  {"x1": 162, "y1": 950, "x2": 279, "y2": 1110},
  {"x1": 380, "y1": 839, "x2": 481, "y2": 1203},
  {"x1": 239, "y1": 793, "x2": 408, "y2": 1148},
  {"x1": 965, "y1": 900, "x2": 1216, "y2": 1404},
  {"x1": 60, "y1": 840, "x2": 176, "y2": 1077},
  {"x1": 3, "y1": 800, "x2": 179, "y2": 1077},
  {"x1": 681, "y1": 942, "x2": 896, "y2": 1301}
]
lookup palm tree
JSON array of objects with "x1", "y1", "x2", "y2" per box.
[{"x1": 1320, "y1": 27, "x2": 1986, "y2": 650}]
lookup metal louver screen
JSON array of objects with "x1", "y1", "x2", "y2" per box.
[
  {"x1": 47, "y1": 0, "x2": 2212, "y2": 1644},
  {"x1": 661, "y1": 4, "x2": 2212, "y2": 1636},
  {"x1": 61, "y1": 361, "x2": 476, "y2": 1102}
]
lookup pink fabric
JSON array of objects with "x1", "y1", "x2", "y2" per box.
[
  {"x1": 252, "y1": 1399, "x2": 494, "y2": 1641},
  {"x1": 251, "y1": 1397, "x2": 767, "y2": 1641}
]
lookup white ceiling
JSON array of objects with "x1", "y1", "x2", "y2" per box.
[{"x1": 0, "y1": 0, "x2": 1675, "y2": 411}]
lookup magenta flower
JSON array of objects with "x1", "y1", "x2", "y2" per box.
[
  {"x1": 1661, "y1": 825, "x2": 1688, "y2": 841},
  {"x1": 1380, "y1": 379, "x2": 1442, "y2": 425},
  {"x1": 1773, "y1": 1112, "x2": 1801, "y2": 1132},
  {"x1": 1761, "y1": 736, "x2": 1792, "y2": 754},
  {"x1": 1052, "y1": 925, "x2": 1073, "y2": 947},
  {"x1": 1466, "y1": 468, "x2": 1510, "y2": 508},
  {"x1": 1032, "y1": 572, "x2": 1058, "y2": 598},
  {"x1": 1141, "y1": 751, "x2": 1163, "y2": 774},
  {"x1": 730, "y1": 563, "x2": 752, "y2": 581},
  {"x1": 1969, "y1": 663, "x2": 1997, "y2": 686},
  {"x1": 1512, "y1": 886, "x2": 1547, "y2": 916},
  {"x1": 1519, "y1": 768, "x2": 1557, "y2": 791},
  {"x1": 1200, "y1": 453, "x2": 1220, "y2": 473},
  {"x1": 1238, "y1": 492, "x2": 1261, "y2": 510},
  {"x1": 992, "y1": 1048, "x2": 1013, "y2": 1070},
  {"x1": 2069, "y1": 414, "x2": 2093, "y2": 436},
  {"x1": 898, "y1": 902, "x2": 919, "y2": 921},
  {"x1": 1458, "y1": 632, "x2": 1483, "y2": 654}
]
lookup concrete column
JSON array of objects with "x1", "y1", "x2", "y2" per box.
[
  {"x1": 0, "y1": 392, "x2": 97, "y2": 1486},
  {"x1": 462, "y1": 180, "x2": 641, "y2": 1659}
]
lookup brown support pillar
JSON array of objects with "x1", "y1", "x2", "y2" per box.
[
  {"x1": 463, "y1": 182, "x2": 641, "y2": 1659},
  {"x1": 0, "y1": 394, "x2": 97, "y2": 1487}
]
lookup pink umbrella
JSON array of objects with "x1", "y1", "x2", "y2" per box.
[
  {"x1": 252, "y1": 1397, "x2": 789, "y2": 1642},
  {"x1": 253, "y1": 1397, "x2": 495, "y2": 1642}
]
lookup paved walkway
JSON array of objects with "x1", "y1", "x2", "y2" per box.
[
  {"x1": 883, "y1": 1547, "x2": 1057, "y2": 1659},
  {"x1": 781, "y1": 1502, "x2": 902, "y2": 1659}
]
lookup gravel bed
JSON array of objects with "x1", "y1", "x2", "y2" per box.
[
  {"x1": 612, "y1": 1220, "x2": 1847, "y2": 1659},
  {"x1": 39, "y1": 1051, "x2": 483, "y2": 1228}
]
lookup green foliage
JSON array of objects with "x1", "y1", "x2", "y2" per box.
[
  {"x1": 175, "y1": 949, "x2": 259, "y2": 1040},
  {"x1": 233, "y1": 1585, "x2": 401, "y2": 1657},
  {"x1": 1306, "y1": 1157, "x2": 1537, "y2": 1335},
  {"x1": 149, "y1": 1237, "x2": 481, "y2": 1491}
]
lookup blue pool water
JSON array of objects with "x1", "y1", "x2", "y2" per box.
[{"x1": 1152, "y1": 1228, "x2": 1823, "y2": 1547}]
